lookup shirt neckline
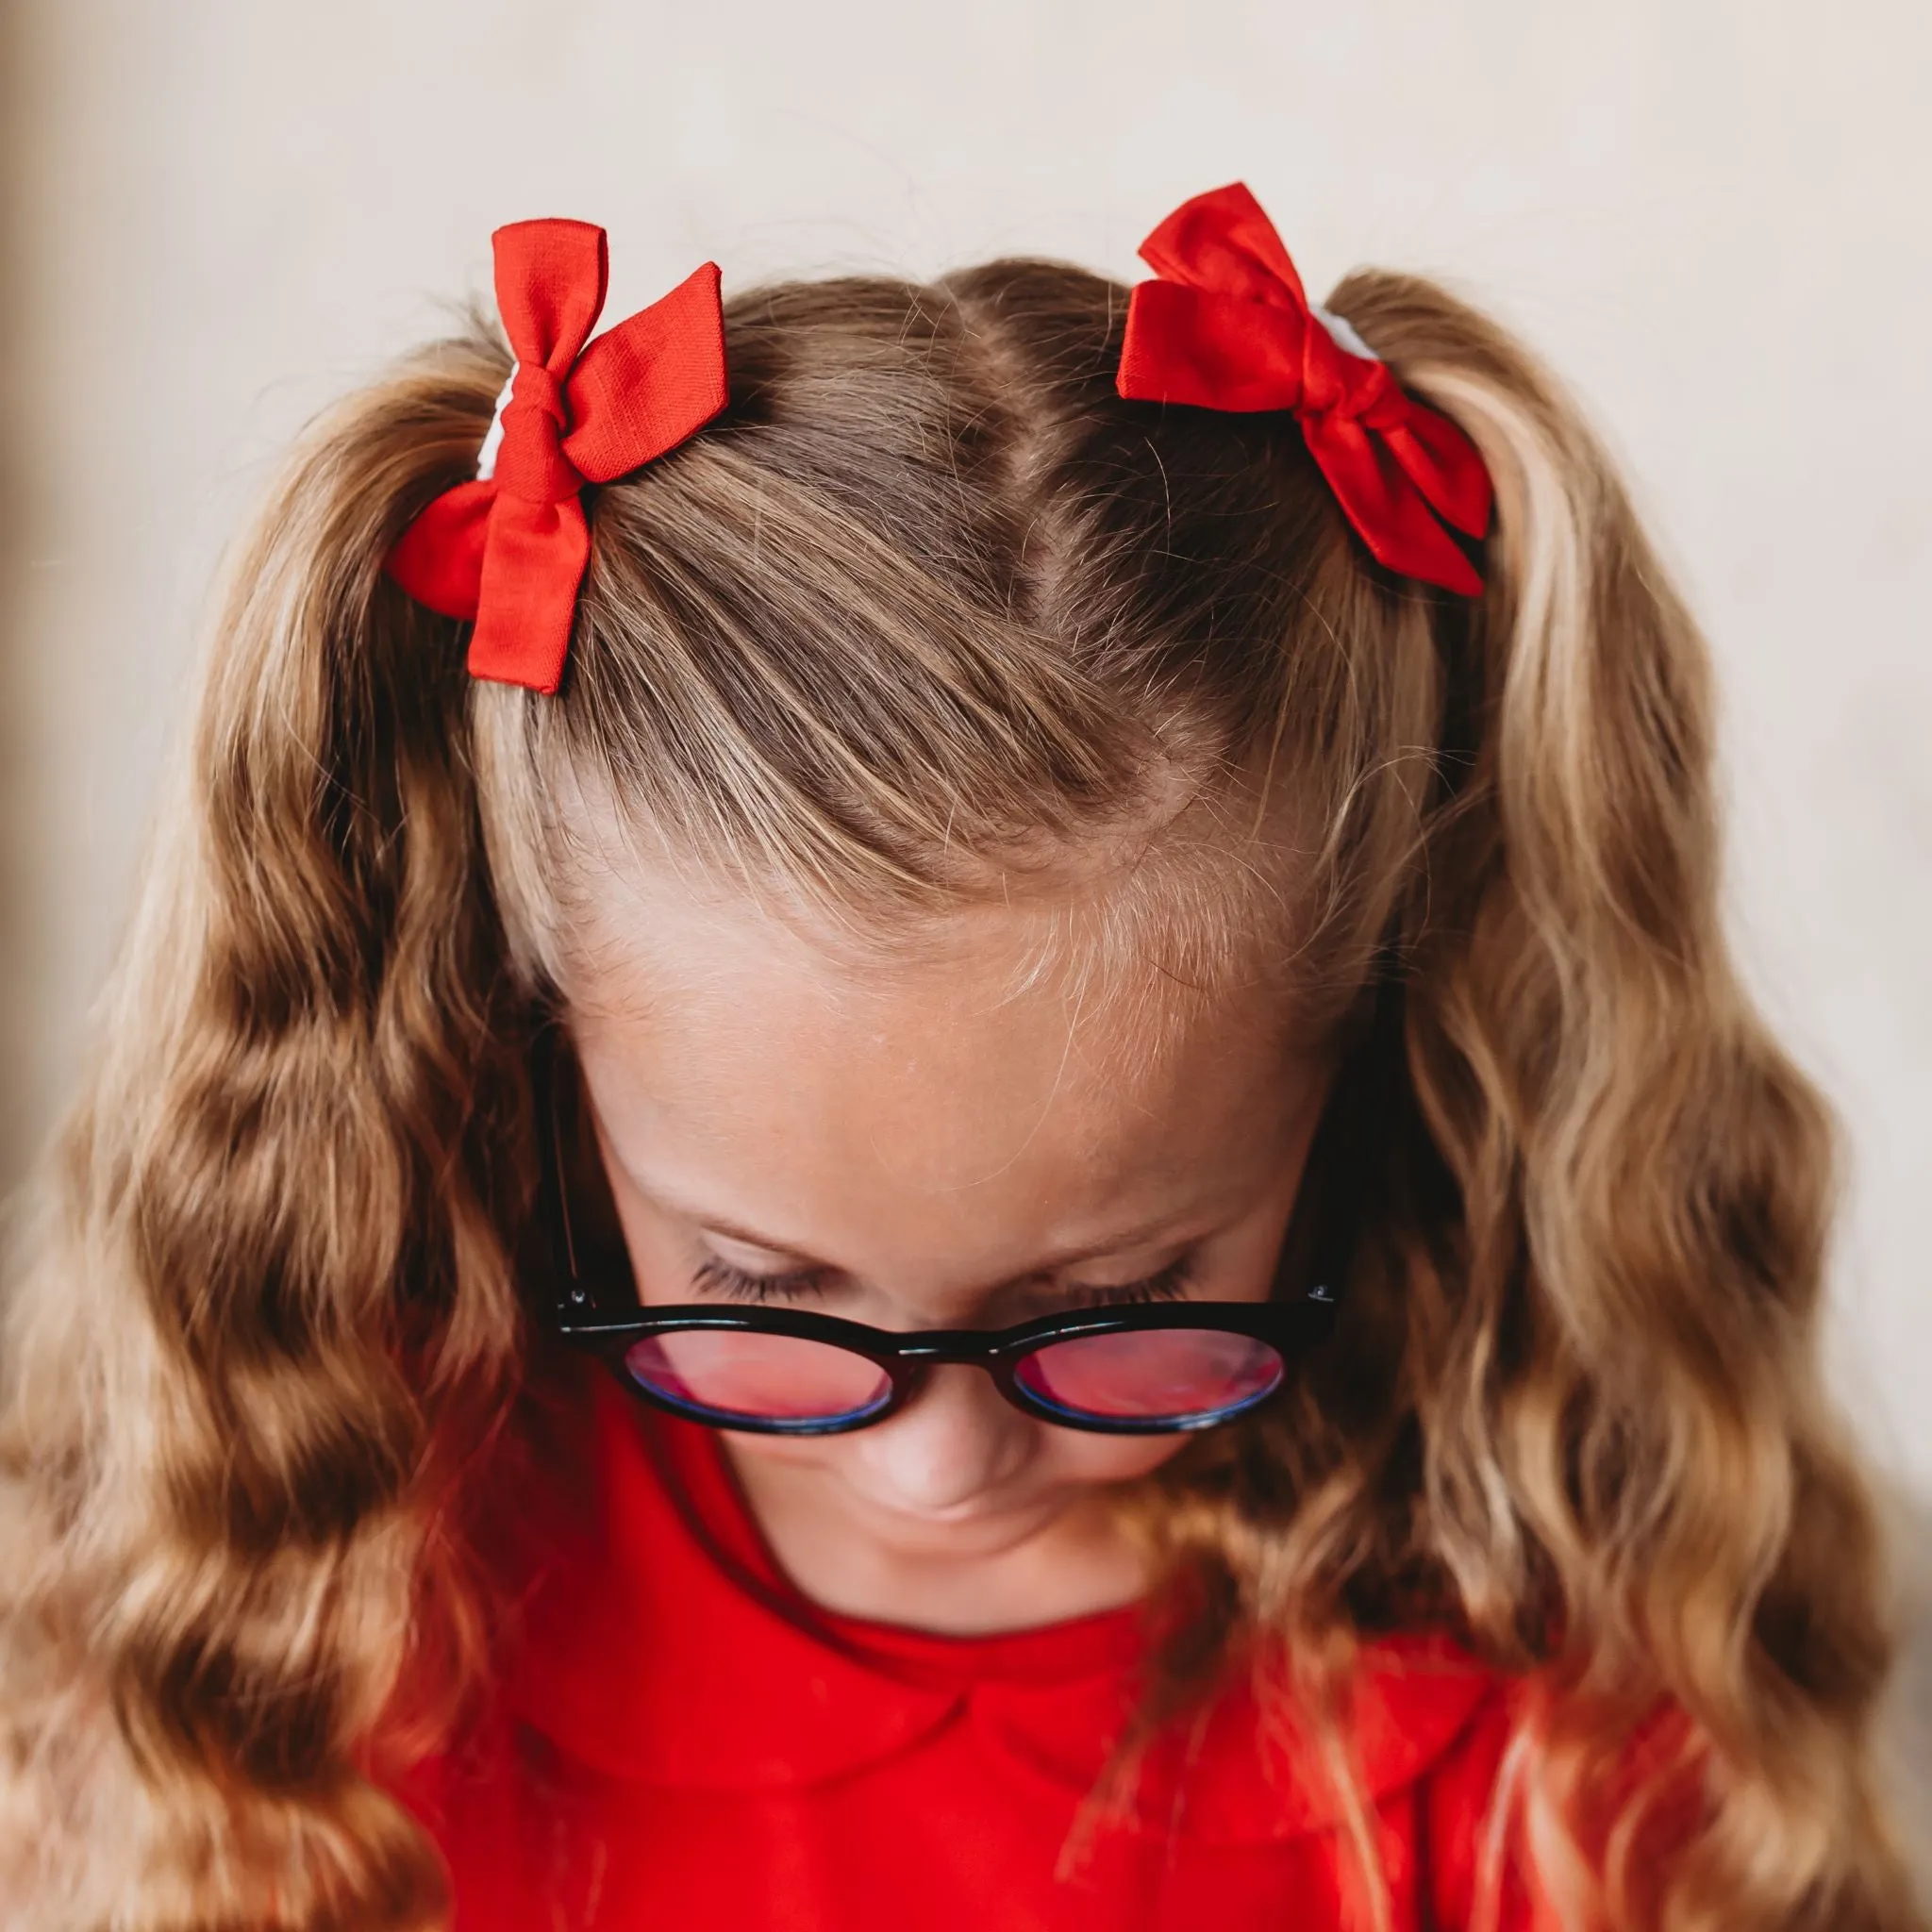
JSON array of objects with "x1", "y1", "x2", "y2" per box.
[{"x1": 483, "y1": 1344, "x2": 1508, "y2": 1829}]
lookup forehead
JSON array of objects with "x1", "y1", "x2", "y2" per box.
[{"x1": 563, "y1": 866, "x2": 1309, "y2": 1224}]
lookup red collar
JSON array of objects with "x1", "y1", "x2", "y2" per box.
[{"x1": 484, "y1": 1353, "x2": 1505, "y2": 1841}]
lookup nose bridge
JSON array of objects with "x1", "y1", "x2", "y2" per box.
[{"x1": 891, "y1": 1329, "x2": 1003, "y2": 1366}]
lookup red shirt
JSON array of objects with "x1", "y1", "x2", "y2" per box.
[{"x1": 398, "y1": 1357, "x2": 1553, "y2": 1930}]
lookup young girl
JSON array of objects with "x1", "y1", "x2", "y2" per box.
[{"x1": 0, "y1": 186, "x2": 1918, "y2": 1932}]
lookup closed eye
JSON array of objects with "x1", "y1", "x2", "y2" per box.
[
  {"x1": 1059, "y1": 1254, "x2": 1197, "y2": 1308},
  {"x1": 690, "y1": 1252, "x2": 1199, "y2": 1310},
  {"x1": 691, "y1": 1257, "x2": 830, "y2": 1304}
]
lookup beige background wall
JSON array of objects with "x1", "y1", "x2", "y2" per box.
[{"x1": 3, "y1": 0, "x2": 1926, "y2": 1525}]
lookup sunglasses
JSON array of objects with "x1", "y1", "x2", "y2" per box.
[{"x1": 550, "y1": 1291, "x2": 1338, "y2": 1436}]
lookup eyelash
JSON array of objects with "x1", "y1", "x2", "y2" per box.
[
  {"x1": 691, "y1": 1258, "x2": 826, "y2": 1303},
  {"x1": 691, "y1": 1252, "x2": 1199, "y2": 1308}
]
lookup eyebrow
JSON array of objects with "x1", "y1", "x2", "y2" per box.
[{"x1": 653, "y1": 1192, "x2": 1209, "y2": 1278}]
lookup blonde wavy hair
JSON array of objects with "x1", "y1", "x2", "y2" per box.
[{"x1": 0, "y1": 254, "x2": 1920, "y2": 1932}]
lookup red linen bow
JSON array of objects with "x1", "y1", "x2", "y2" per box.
[
  {"x1": 1116, "y1": 184, "x2": 1491, "y2": 596},
  {"x1": 386, "y1": 219, "x2": 729, "y2": 692}
]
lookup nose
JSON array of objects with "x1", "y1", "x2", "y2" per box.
[{"x1": 849, "y1": 1362, "x2": 1034, "y2": 1514}]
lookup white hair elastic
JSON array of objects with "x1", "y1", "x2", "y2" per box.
[
  {"x1": 1312, "y1": 307, "x2": 1378, "y2": 362},
  {"x1": 475, "y1": 365, "x2": 518, "y2": 481}
]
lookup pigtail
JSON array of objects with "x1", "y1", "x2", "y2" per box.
[
  {"x1": 1324, "y1": 275, "x2": 1916, "y2": 1929},
  {"x1": 0, "y1": 331, "x2": 530, "y2": 1929}
]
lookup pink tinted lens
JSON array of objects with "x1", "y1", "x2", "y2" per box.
[
  {"x1": 625, "y1": 1329, "x2": 892, "y2": 1423},
  {"x1": 1014, "y1": 1327, "x2": 1283, "y2": 1423}
]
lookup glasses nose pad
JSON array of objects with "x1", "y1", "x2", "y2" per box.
[
  {"x1": 867, "y1": 1357, "x2": 1016, "y2": 1430},
  {"x1": 887, "y1": 1357, "x2": 932, "y2": 1412}
]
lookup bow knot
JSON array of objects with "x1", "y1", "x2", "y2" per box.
[
  {"x1": 1115, "y1": 184, "x2": 1491, "y2": 596},
  {"x1": 495, "y1": 362, "x2": 583, "y2": 507},
  {"x1": 508, "y1": 359, "x2": 570, "y2": 433},
  {"x1": 387, "y1": 219, "x2": 729, "y2": 692},
  {"x1": 1298, "y1": 322, "x2": 1379, "y2": 422}
]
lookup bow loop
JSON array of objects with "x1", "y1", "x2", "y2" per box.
[
  {"x1": 495, "y1": 219, "x2": 608, "y2": 379},
  {"x1": 1137, "y1": 181, "x2": 1307, "y2": 312},
  {"x1": 386, "y1": 221, "x2": 728, "y2": 693},
  {"x1": 1116, "y1": 183, "x2": 1491, "y2": 596}
]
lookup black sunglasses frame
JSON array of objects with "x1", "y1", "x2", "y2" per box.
[{"x1": 553, "y1": 1291, "x2": 1339, "y2": 1436}]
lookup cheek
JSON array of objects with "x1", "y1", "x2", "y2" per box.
[
  {"x1": 1032, "y1": 1425, "x2": 1193, "y2": 1487},
  {"x1": 718, "y1": 1429, "x2": 853, "y2": 1480}
]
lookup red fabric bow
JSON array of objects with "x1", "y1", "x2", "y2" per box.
[
  {"x1": 1116, "y1": 183, "x2": 1491, "y2": 596},
  {"x1": 386, "y1": 219, "x2": 729, "y2": 692}
]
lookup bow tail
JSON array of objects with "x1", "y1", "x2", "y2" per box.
[
  {"x1": 467, "y1": 494, "x2": 592, "y2": 694},
  {"x1": 1378, "y1": 407, "x2": 1493, "y2": 541},
  {"x1": 386, "y1": 479, "x2": 497, "y2": 621},
  {"x1": 1304, "y1": 416, "x2": 1486, "y2": 597}
]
